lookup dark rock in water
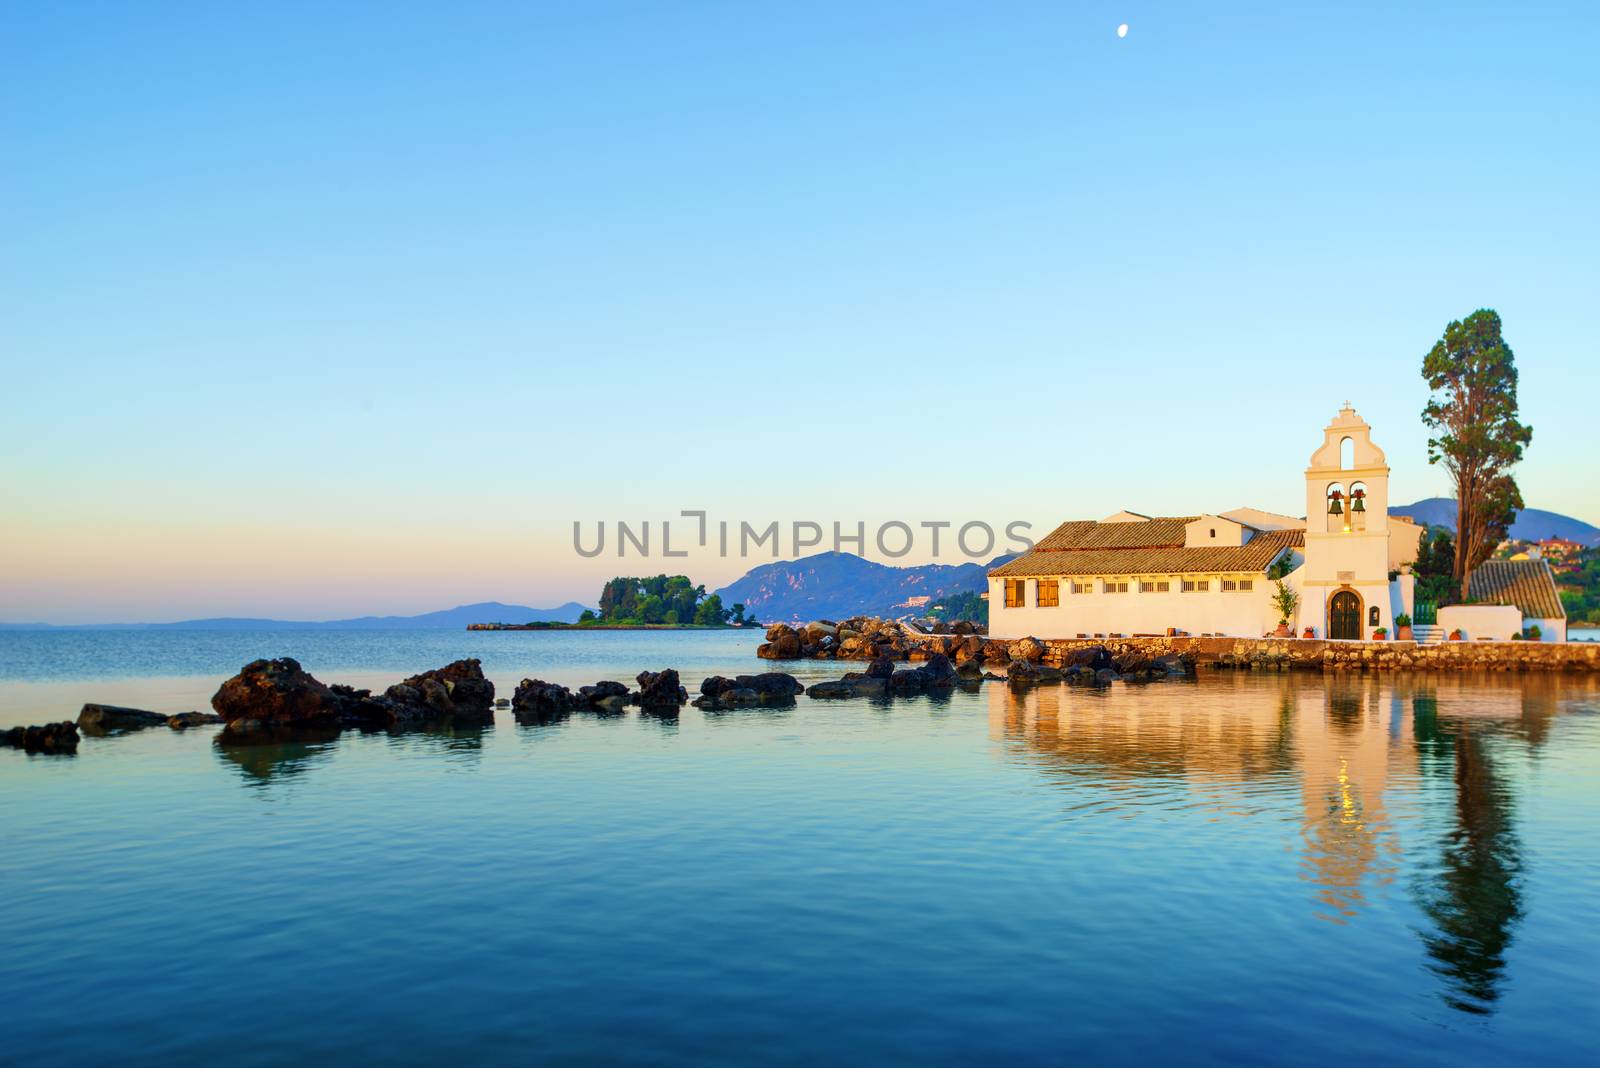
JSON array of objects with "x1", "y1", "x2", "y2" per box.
[
  {"x1": 3, "y1": 721, "x2": 79, "y2": 753},
  {"x1": 77, "y1": 703, "x2": 169, "y2": 733},
  {"x1": 578, "y1": 680, "x2": 630, "y2": 707},
  {"x1": 982, "y1": 641, "x2": 1013, "y2": 665},
  {"x1": 1005, "y1": 659, "x2": 1061, "y2": 687},
  {"x1": 636, "y1": 669, "x2": 687, "y2": 708},
  {"x1": 806, "y1": 679, "x2": 857, "y2": 699},
  {"x1": 757, "y1": 625, "x2": 804, "y2": 659},
  {"x1": 494, "y1": 698, "x2": 510, "y2": 709},
  {"x1": 1062, "y1": 645, "x2": 1112, "y2": 672},
  {"x1": 1094, "y1": 667, "x2": 1122, "y2": 684},
  {"x1": 694, "y1": 672, "x2": 803, "y2": 709},
  {"x1": 398, "y1": 659, "x2": 495, "y2": 714},
  {"x1": 865, "y1": 656, "x2": 895, "y2": 679},
  {"x1": 955, "y1": 657, "x2": 984, "y2": 680},
  {"x1": 167, "y1": 711, "x2": 223, "y2": 730},
  {"x1": 212, "y1": 658, "x2": 344, "y2": 730},
  {"x1": 919, "y1": 653, "x2": 958, "y2": 687},
  {"x1": 511, "y1": 678, "x2": 578, "y2": 722},
  {"x1": 1156, "y1": 655, "x2": 1189, "y2": 677}
]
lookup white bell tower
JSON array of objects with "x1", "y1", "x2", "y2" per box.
[{"x1": 1301, "y1": 405, "x2": 1394, "y2": 639}]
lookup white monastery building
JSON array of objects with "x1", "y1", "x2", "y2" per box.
[{"x1": 986, "y1": 405, "x2": 1564, "y2": 642}]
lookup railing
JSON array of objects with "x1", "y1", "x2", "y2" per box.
[{"x1": 1413, "y1": 601, "x2": 1438, "y2": 626}]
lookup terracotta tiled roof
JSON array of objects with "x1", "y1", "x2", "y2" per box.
[
  {"x1": 1467, "y1": 559, "x2": 1566, "y2": 619},
  {"x1": 991, "y1": 521, "x2": 1303, "y2": 578},
  {"x1": 1033, "y1": 516, "x2": 1199, "y2": 551}
]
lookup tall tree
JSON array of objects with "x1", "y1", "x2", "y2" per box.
[{"x1": 1421, "y1": 310, "x2": 1533, "y2": 599}]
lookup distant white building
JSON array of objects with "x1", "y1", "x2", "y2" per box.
[{"x1": 988, "y1": 406, "x2": 1429, "y2": 640}]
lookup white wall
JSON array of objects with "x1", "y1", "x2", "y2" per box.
[
  {"x1": 1438, "y1": 605, "x2": 1524, "y2": 642},
  {"x1": 1524, "y1": 616, "x2": 1567, "y2": 643},
  {"x1": 988, "y1": 575, "x2": 1274, "y2": 640}
]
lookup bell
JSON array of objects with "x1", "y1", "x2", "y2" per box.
[
  {"x1": 1327, "y1": 496, "x2": 1343, "y2": 515},
  {"x1": 1351, "y1": 495, "x2": 1365, "y2": 513}
]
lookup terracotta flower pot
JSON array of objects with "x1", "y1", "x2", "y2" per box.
[
  {"x1": 1302, "y1": 627, "x2": 1316, "y2": 639},
  {"x1": 1396, "y1": 626, "x2": 1413, "y2": 641},
  {"x1": 1273, "y1": 624, "x2": 1292, "y2": 638}
]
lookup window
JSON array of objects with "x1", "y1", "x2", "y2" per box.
[
  {"x1": 1222, "y1": 578, "x2": 1238, "y2": 591},
  {"x1": 1071, "y1": 581, "x2": 1093, "y2": 595},
  {"x1": 1238, "y1": 579, "x2": 1253, "y2": 591},
  {"x1": 1209, "y1": 528, "x2": 1216, "y2": 538},
  {"x1": 1105, "y1": 580, "x2": 1129, "y2": 594},
  {"x1": 1036, "y1": 579, "x2": 1059, "y2": 607},
  {"x1": 1182, "y1": 579, "x2": 1210, "y2": 592},
  {"x1": 1139, "y1": 580, "x2": 1170, "y2": 593},
  {"x1": 1004, "y1": 579, "x2": 1025, "y2": 608}
]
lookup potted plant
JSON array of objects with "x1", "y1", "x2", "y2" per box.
[
  {"x1": 1272, "y1": 580, "x2": 1300, "y2": 638},
  {"x1": 1449, "y1": 628, "x2": 1464, "y2": 642},
  {"x1": 1527, "y1": 624, "x2": 1543, "y2": 642},
  {"x1": 1372, "y1": 626, "x2": 1388, "y2": 641},
  {"x1": 1302, "y1": 626, "x2": 1316, "y2": 639},
  {"x1": 1394, "y1": 613, "x2": 1413, "y2": 641}
]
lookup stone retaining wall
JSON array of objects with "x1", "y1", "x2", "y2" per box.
[{"x1": 1034, "y1": 636, "x2": 1600, "y2": 673}]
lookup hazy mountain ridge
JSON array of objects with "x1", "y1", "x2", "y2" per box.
[
  {"x1": 0, "y1": 600, "x2": 591, "y2": 631},
  {"x1": 714, "y1": 551, "x2": 1017, "y2": 623},
  {"x1": 1389, "y1": 498, "x2": 1598, "y2": 545}
]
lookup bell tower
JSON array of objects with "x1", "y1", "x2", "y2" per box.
[{"x1": 1301, "y1": 405, "x2": 1395, "y2": 639}]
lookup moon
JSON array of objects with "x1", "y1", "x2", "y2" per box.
[{"x1": 1117, "y1": 23, "x2": 1129, "y2": 38}]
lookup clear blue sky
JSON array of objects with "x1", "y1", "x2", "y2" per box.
[{"x1": 2, "y1": 2, "x2": 1596, "y2": 621}]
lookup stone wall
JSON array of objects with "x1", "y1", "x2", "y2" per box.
[{"x1": 1035, "y1": 636, "x2": 1600, "y2": 674}]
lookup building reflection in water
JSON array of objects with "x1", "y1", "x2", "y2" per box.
[{"x1": 990, "y1": 672, "x2": 1585, "y2": 1015}]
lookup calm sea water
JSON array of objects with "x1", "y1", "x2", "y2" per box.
[{"x1": 4, "y1": 630, "x2": 1598, "y2": 1066}]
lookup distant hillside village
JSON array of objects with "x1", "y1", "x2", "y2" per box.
[{"x1": 985, "y1": 406, "x2": 1573, "y2": 644}]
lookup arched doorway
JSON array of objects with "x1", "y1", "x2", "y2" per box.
[{"x1": 1329, "y1": 589, "x2": 1362, "y2": 640}]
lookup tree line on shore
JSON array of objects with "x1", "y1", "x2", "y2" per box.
[{"x1": 577, "y1": 574, "x2": 757, "y2": 627}]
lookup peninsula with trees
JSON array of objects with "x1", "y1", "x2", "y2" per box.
[{"x1": 468, "y1": 574, "x2": 759, "y2": 630}]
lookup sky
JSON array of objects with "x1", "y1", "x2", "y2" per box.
[{"x1": 2, "y1": 1, "x2": 1597, "y2": 622}]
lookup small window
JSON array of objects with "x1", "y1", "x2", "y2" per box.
[
  {"x1": 1238, "y1": 579, "x2": 1253, "y2": 591},
  {"x1": 1139, "y1": 580, "x2": 1170, "y2": 593},
  {"x1": 1036, "y1": 579, "x2": 1059, "y2": 607},
  {"x1": 1222, "y1": 578, "x2": 1238, "y2": 592},
  {"x1": 1368, "y1": 606, "x2": 1380, "y2": 626},
  {"x1": 1209, "y1": 528, "x2": 1216, "y2": 538},
  {"x1": 1105, "y1": 580, "x2": 1129, "y2": 594},
  {"x1": 1004, "y1": 579, "x2": 1025, "y2": 608},
  {"x1": 1071, "y1": 581, "x2": 1093, "y2": 595}
]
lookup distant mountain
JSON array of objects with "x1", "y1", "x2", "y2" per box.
[
  {"x1": 714, "y1": 551, "x2": 1016, "y2": 623},
  {"x1": 0, "y1": 601, "x2": 591, "y2": 631},
  {"x1": 1390, "y1": 498, "x2": 1599, "y2": 545}
]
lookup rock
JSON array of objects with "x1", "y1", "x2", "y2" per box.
[
  {"x1": 982, "y1": 642, "x2": 1013, "y2": 665},
  {"x1": 806, "y1": 680, "x2": 857, "y2": 699},
  {"x1": 1095, "y1": 668, "x2": 1122, "y2": 684},
  {"x1": 211, "y1": 658, "x2": 344, "y2": 731},
  {"x1": 636, "y1": 669, "x2": 686, "y2": 708},
  {"x1": 1008, "y1": 637, "x2": 1046, "y2": 663},
  {"x1": 802, "y1": 621, "x2": 838, "y2": 642},
  {"x1": 919, "y1": 652, "x2": 959, "y2": 688},
  {"x1": 2, "y1": 722, "x2": 78, "y2": 753},
  {"x1": 1062, "y1": 646, "x2": 1113, "y2": 672},
  {"x1": 1007, "y1": 659, "x2": 1041, "y2": 687},
  {"x1": 77, "y1": 703, "x2": 169, "y2": 733},
  {"x1": 578, "y1": 680, "x2": 630, "y2": 708},
  {"x1": 956, "y1": 657, "x2": 984, "y2": 679},
  {"x1": 866, "y1": 656, "x2": 896, "y2": 679},
  {"x1": 765, "y1": 623, "x2": 796, "y2": 643},
  {"x1": 167, "y1": 711, "x2": 223, "y2": 730},
  {"x1": 399, "y1": 659, "x2": 495, "y2": 713},
  {"x1": 494, "y1": 698, "x2": 510, "y2": 709}
]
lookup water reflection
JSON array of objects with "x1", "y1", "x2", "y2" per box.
[
  {"x1": 992, "y1": 673, "x2": 1587, "y2": 1016},
  {"x1": 214, "y1": 727, "x2": 341, "y2": 784}
]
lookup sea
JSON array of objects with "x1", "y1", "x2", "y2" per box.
[{"x1": 3, "y1": 628, "x2": 1598, "y2": 1066}]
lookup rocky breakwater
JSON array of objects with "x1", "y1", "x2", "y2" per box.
[
  {"x1": 3, "y1": 721, "x2": 80, "y2": 754},
  {"x1": 693, "y1": 672, "x2": 805, "y2": 710},
  {"x1": 211, "y1": 656, "x2": 497, "y2": 739},
  {"x1": 806, "y1": 652, "x2": 966, "y2": 699},
  {"x1": 509, "y1": 668, "x2": 693, "y2": 724}
]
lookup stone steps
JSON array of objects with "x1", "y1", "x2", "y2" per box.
[{"x1": 1411, "y1": 625, "x2": 1445, "y2": 646}]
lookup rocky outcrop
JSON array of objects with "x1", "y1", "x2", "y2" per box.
[
  {"x1": 211, "y1": 658, "x2": 344, "y2": 732},
  {"x1": 3, "y1": 721, "x2": 79, "y2": 754},
  {"x1": 167, "y1": 711, "x2": 224, "y2": 730},
  {"x1": 578, "y1": 681, "x2": 630, "y2": 713},
  {"x1": 694, "y1": 672, "x2": 804, "y2": 710},
  {"x1": 393, "y1": 659, "x2": 495, "y2": 717},
  {"x1": 77, "y1": 703, "x2": 169, "y2": 734},
  {"x1": 808, "y1": 652, "x2": 966, "y2": 700},
  {"x1": 1008, "y1": 637, "x2": 1046, "y2": 663},
  {"x1": 636, "y1": 669, "x2": 688, "y2": 709},
  {"x1": 511, "y1": 679, "x2": 579, "y2": 722}
]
